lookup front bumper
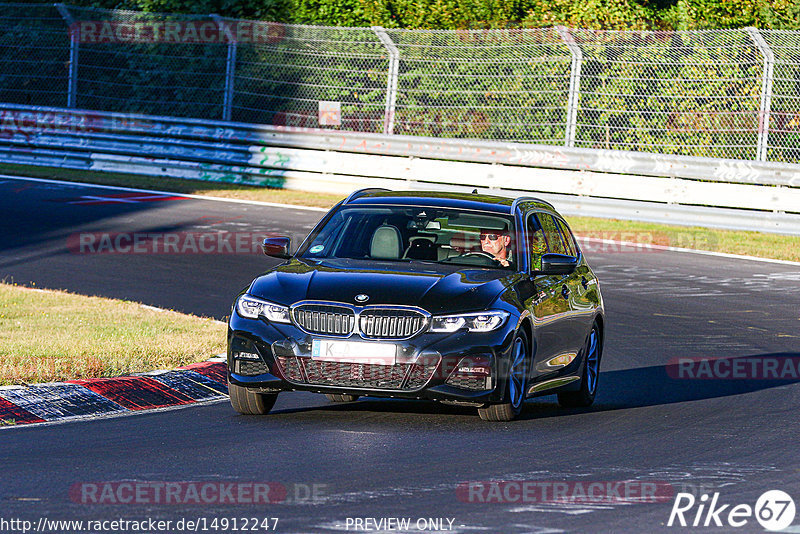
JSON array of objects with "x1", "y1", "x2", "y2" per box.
[{"x1": 227, "y1": 311, "x2": 518, "y2": 405}]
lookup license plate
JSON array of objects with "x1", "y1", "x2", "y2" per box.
[{"x1": 311, "y1": 339, "x2": 397, "y2": 365}]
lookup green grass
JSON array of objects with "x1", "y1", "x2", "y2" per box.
[
  {"x1": 2, "y1": 162, "x2": 798, "y2": 262},
  {"x1": 0, "y1": 283, "x2": 226, "y2": 386}
]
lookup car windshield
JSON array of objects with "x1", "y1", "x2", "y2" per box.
[{"x1": 298, "y1": 206, "x2": 516, "y2": 269}]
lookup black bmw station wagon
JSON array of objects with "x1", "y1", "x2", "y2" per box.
[{"x1": 227, "y1": 190, "x2": 604, "y2": 421}]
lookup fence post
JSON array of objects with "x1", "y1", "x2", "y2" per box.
[
  {"x1": 55, "y1": 3, "x2": 78, "y2": 108},
  {"x1": 556, "y1": 26, "x2": 582, "y2": 148},
  {"x1": 212, "y1": 15, "x2": 236, "y2": 121},
  {"x1": 746, "y1": 27, "x2": 774, "y2": 162},
  {"x1": 372, "y1": 26, "x2": 399, "y2": 136}
]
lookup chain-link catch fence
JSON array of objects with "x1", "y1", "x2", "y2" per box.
[{"x1": 1, "y1": 3, "x2": 798, "y2": 163}]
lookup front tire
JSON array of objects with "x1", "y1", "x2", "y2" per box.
[
  {"x1": 558, "y1": 323, "x2": 601, "y2": 408},
  {"x1": 228, "y1": 380, "x2": 278, "y2": 415},
  {"x1": 478, "y1": 329, "x2": 529, "y2": 422}
]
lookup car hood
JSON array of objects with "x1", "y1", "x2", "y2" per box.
[{"x1": 248, "y1": 258, "x2": 514, "y2": 315}]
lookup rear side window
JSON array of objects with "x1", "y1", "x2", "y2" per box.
[
  {"x1": 539, "y1": 214, "x2": 567, "y2": 255},
  {"x1": 527, "y1": 214, "x2": 547, "y2": 270},
  {"x1": 557, "y1": 219, "x2": 577, "y2": 257}
]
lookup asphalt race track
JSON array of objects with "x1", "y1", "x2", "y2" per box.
[{"x1": 2, "y1": 176, "x2": 800, "y2": 533}]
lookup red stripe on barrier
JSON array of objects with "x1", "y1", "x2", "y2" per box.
[
  {"x1": 69, "y1": 376, "x2": 195, "y2": 410},
  {"x1": 178, "y1": 362, "x2": 227, "y2": 385},
  {"x1": 0, "y1": 397, "x2": 46, "y2": 425}
]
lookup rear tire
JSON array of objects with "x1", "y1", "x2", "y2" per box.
[
  {"x1": 558, "y1": 323, "x2": 601, "y2": 408},
  {"x1": 478, "y1": 329, "x2": 529, "y2": 422},
  {"x1": 325, "y1": 394, "x2": 360, "y2": 403},
  {"x1": 228, "y1": 380, "x2": 278, "y2": 415}
]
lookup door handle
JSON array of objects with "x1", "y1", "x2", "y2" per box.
[{"x1": 561, "y1": 285, "x2": 570, "y2": 300}]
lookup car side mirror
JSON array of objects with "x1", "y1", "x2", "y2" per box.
[
  {"x1": 536, "y1": 253, "x2": 578, "y2": 275},
  {"x1": 262, "y1": 236, "x2": 291, "y2": 259}
]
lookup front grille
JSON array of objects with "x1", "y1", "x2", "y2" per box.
[
  {"x1": 276, "y1": 356, "x2": 438, "y2": 390},
  {"x1": 359, "y1": 309, "x2": 427, "y2": 339},
  {"x1": 305, "y1": 359, "x2": 407, "y2": 388},
  {"x1": 446, "y1": 373, "x2": 491, "y2": 391},
  {"x1": 292, "y1": 304, "x2": 355, "y2": 336},
  {"x1": 278, "y1": 355, "x2": 303, "y2": 380},
  {"x1": 235, "y1": 360, "x2": 270, "y2": 376}
]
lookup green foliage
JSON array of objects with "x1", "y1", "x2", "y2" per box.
[
  {"x1": 355, "y1": 0, "x2": 530, "y2": 30},
  {"x1": 660, "y1": 0, "x2": 800, "y2": 30},
  {"x1": 523, "y1": 0, "x2": 654, "y2": 30},
  {"x1": 289, "y1": 0, "x2": 369, "y2": 26},
  {"x1": 21, "y1": 0, "x2": 800, "y2": 30}
]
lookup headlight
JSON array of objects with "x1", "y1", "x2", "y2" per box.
[
  {"x1": 430, "y1": 311, "x2": 509, "y2": 333},
  {"x1": 236, "y1": 295, "x2": 290, "y2": 323}
]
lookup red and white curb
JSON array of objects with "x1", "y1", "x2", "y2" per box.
[{"x1": 0, "y1": 357, "x2": 228, "y2": 427}]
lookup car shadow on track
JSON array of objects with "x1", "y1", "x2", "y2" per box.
[
  {"x1": 531, "y1": 351, "x2": 800, "y2": 420},
  {"x1": 268, "y1": 398, "x2": 477, "y2": 419},
  {"x1": 262, "y1": 352, "x2": 800, "y2": 421}
]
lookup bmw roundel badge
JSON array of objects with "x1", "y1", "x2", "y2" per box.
[{"x1": 355, "y1": 294, "x2": 369, "y2": 303}]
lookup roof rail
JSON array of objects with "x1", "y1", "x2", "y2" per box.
[
  {"x1": 343, "y1": 188, "x2": 391, "y2": 204},
  {"x1": 510, "y1": 196, "x2": 555, "y2": 213}
]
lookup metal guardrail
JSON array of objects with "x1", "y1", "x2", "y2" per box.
[{"x1": 1, "y1": 103, "x2": 799, "y2": 235}]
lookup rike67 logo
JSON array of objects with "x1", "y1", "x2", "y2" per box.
[{"x1": 668, "y1": 490, "x2": 796, "y2": 531}]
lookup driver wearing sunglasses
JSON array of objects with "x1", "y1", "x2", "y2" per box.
[{"x1": 479, "y1": 230, "x2": 513, "y2": 267}]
